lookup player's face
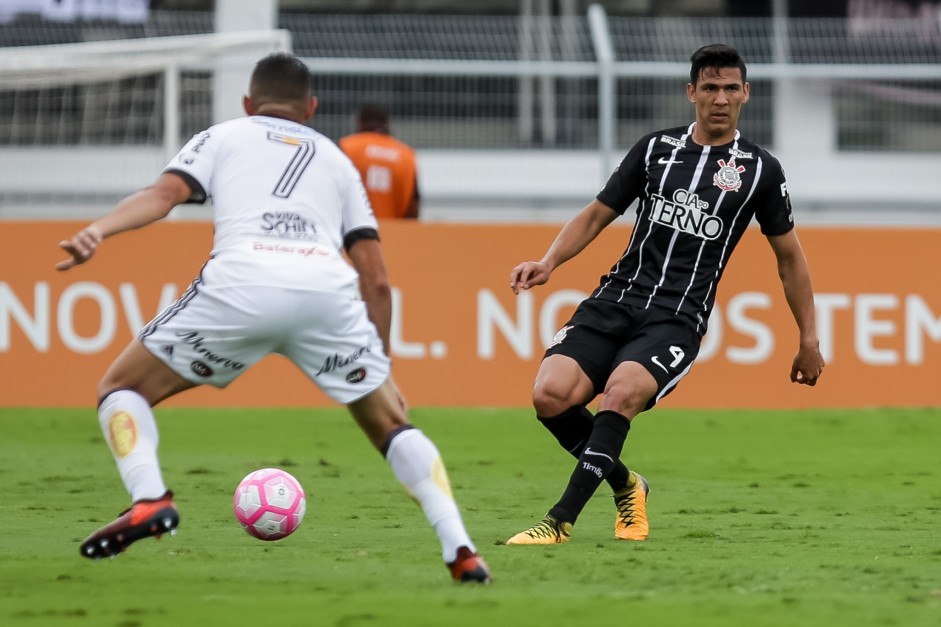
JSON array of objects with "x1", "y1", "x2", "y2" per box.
[{"x1": 687, "y1": 67, "x2": 750, "y2": 144}]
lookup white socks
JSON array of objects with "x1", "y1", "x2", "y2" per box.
[
  {"x1": 385, "y1": 428, "x2": 475, "y2": 563},
  {"x1": 98, "y1": 389, "x2": 167, "y2": 502}
]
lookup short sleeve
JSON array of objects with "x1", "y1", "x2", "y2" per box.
[
  {"x1": 163, "y1": 128, "x2": 219, "y2": 203},
  {"x1": 596, "y1": 136, "x2": 650, "y2": 214},
  {"x1": 753, "y1": 155, "x2": 794, "y2": 236}
]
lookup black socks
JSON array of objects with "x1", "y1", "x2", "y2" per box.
[
  {"x1": 538, "y1": 406, "x2": 630, "y2": 493},
  {"x1": 548, "y1": 410, "x2": 631, "y2": 524},
  {"x1": 537, "y1": 406, "x2": 593, "y2": 455}
]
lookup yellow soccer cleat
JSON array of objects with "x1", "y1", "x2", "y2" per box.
[
  {"x1": 614, "y1": 471, "x2": 650, "y2": 541},
  {"x1": 505, "y1": 514, "x2": 572, "y2": 545}
]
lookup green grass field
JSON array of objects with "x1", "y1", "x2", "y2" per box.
[{"x1": 1, "y1": 406, "x2": 939, "y2": 627}]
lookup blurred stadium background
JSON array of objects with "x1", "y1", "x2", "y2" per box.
[{"x1": 1, "y1": 0, "x2": 939, "y2": 223}]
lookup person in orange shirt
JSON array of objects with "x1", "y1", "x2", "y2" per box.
[{"x1": 340, "y1": 104, "x2": 420, "y2": 219}]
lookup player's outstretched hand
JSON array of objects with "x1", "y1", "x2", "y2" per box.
[
  {"x1": 56, "y1": 225, "x2": 103, "y2": 271},
  {"x1": 510, "y1": 261, "x2": 550, "y2": 295},
  {"x1": 790, "y1": 343, "x2": 825, "y2": 386}
]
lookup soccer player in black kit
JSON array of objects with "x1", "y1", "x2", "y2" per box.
[{"x1": 505, "y1": 44, "x2": 825, "y2": 545}]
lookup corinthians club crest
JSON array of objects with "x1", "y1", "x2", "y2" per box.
[{"x1": 713, "y1": 157, "x2": 746, "y2": 192}]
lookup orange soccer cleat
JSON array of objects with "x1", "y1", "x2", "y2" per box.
[{"x1": 80, "y1": 491, "x2": 179, "y2": 559}]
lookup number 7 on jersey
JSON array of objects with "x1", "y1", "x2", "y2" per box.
[{"x1": 267, "y1": 132, "x2": 315, "y2": 199}]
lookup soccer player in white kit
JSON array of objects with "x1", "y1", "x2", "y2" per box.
[{"x1": 56, "y1": 53, "x2": 491, "y2": 584}]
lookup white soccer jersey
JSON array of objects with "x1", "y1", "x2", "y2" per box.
[
  {"x1": 164, "y1": 115, "x2": 377, "y2": 293},
  {"x1": 141, "y1": 115, "x2": 390, "y2": 402}
]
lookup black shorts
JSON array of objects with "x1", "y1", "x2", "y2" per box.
[{"x1": 544, "y1": 298, "x2": 703, "y2": 409}]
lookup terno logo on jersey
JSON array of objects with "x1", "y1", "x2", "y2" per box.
[{"x1": 649, "y1": 189, "x2": 723, "y2": 240}]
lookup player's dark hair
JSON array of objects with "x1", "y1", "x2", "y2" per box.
[
  {"x1": 689, "y1": 44, "x2": 747, "y2": 85},
  {"x1": 249, "y1": 53, "x2": 311, "y2": 104},
  {"x1": 357, "y1": 103, "x2": 390, "y2": 133}
]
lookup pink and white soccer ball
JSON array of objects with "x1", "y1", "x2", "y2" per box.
[{"x1": 233, "y1": 468, "x2": 307, "y2": 541}]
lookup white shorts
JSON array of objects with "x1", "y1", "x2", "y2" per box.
[{"x1": 138, "y1": 256, "x2": 390, "y2": 404}]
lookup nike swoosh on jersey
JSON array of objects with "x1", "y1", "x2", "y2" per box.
[{"x1": 658, "y1": 157, "x2": 683, "y2": 165}]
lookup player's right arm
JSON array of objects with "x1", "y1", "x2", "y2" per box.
[
  {"x1": 56, "y1": 172, "x2": 193, "y2": 271},
  {"x1": 510, "y1": 136, "x2": 646, "y2": 294},
  {"x1": 509, "y1": 199, "x2": 618, "y2": 294}
]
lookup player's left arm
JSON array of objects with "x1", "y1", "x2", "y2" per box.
[
  {"x1": 766, "y1": 230, "x2": 825, "y2": 386},
  {"x1": 56, "y1": 172, "x2": 193, "y2": 271},
  {"x1": 346, "y1": 236, "x2": 393, "y2": 355}
]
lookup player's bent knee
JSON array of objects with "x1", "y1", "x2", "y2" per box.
[
  {"x1": 532, "y1": 384, "x2": 574, "y2": 418},
  {"x1": 533, "y1": 398, "x2": 568, "y2": 418},
  {"x1": 533, "y1": 371, "x2": 595, "y2": 416},
  {"x1": 532, "y1": 355, "x2": 594, "y2": 416},
  {"x1": 598, "y1": 386, "x2": 652, "y2": 419}
]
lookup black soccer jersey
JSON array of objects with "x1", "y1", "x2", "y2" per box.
[{"x1": 594, "y1": 122, "x2": 794, "y2": 332}]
